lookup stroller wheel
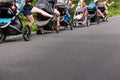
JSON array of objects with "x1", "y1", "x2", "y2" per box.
[
  {"x1": 54, "y1": 26, "x2": 59, "y2": 33},
  {"x1": 53, "y1": 21, "x2": 59, "y2": 33},
  {"x1": 0, "y1": 31, "x2": 6, "y2": 43},
  {"x1": 69, "y1": 24, "x2": 73, "y2": 30},
  {"x1": 86, "y1": 19, "x2": 90, "y2": 27},
  {"x1": 36, "y1": 27, "x2": 44, "y2": 35},
  {"x1": 105, "y1": 16, "x2": 108, "y2": 22},
  {"x1": 23, "y1": 25, "x2": 31, "y2": 41},
  {"x1": 86, "y1": 16, "x2": 90, "y2": 27},
  {"x1": 69, "y1": 20, "x2": 73, "y2": 30},
  {"x1": 96, "y1": 15, "x2": 100, "y2": 25}
]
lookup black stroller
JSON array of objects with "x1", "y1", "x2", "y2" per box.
[
  {"x1": 98, "y1": 2, "x2": 108, "y2": 22},
  {"x1": 36, "y1": 0, "x2": 59, "y2": 35},
  {"x1": 55, "y1": 2, "x2": 73, "y2": 30},
  {"x1": 87, "y1": 2, "x2": 100, "y2": 24},
  {"x1": 0, "y1": 0, "x2": 31, "y2": 42}
]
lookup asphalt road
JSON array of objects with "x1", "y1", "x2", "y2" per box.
[{"x1": 0, "y1": 17, "x2": 120, "y2": 80}]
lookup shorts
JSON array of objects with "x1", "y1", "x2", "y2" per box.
[{"x1": 23, "y1": 7, "x2": 33, "y2": 16}]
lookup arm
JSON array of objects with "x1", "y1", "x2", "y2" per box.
[
  {"x1": 66, "y1": 0, "x2": 75, "y2": 9},
  {"x1": 94, "y1": 0, "x2": 98, "y2": 3},
  {"x1": 106, "y1": 1, "x2": 114, "y2": 6},
  {"x1": 79, "y1": 0, "x2": 83, "y2": 8},
  {"x1": 79, "y1": 0, "x2": 86, "y2": 8}
]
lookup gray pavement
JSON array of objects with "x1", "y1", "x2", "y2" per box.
[{"x1": 0, "y1": 17, "x2": 120, "y2": 80}]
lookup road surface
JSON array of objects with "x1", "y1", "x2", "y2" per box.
[{"x1": 0, "y1": 17, "x2": 120, "y2": 80}]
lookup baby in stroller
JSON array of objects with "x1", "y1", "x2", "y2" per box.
[
  {"x1": 55, "y1": 1, "x2": 73, "y2": 30},
  {"x1": 73, "y1": 0, "x2": 89, "y2": 27},
  {"x1": 73, "y1": 5, "x2": 89, "y2": 27},
  {"x1": 0, "y1": 0, "x2": 31, "y2": 42}
]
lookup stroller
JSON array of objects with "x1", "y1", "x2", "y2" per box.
[
  {"x1": 73, "y1": 5, "x2": 90, "y2": 27},
  {"x1": 87, "y1": 2, "x2": 100, "y2": 24},
  {"x1": 55, "y1": 2, "x2": 73, "y2": 30},
  {"x1": 36, "y1": 0, "x2": 59, "y2": 35},
  {"x1": 98, "y1": 2, "x2": 108, "y2": 22},
  {"x1": 0, "y1": 0, "x2": 31, "y2": 42}
]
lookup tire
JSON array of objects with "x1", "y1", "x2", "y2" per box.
[
  {"x1": 86, "y1": 15, "x2": 90, "y2": 27},
  {"x1": 23, "y1": 25, "x2": 31, "y2": 41},
  {"x1": 69, "y1": 20, "x2": 73, "y2": 30},
  {"x1": 105, "y1": 16, "x2": 108, "y2": 22},
  {"x1": 54, "y1": 26, "x2": 59, "y2": 33},
  {"x1": 75, "y1": 20, "x2": 79, "y2": 28},
  {"x1": 36, "y1": 27, "x2": 44, "y2": 35},
  {"x1": 69, "y1": 23, "x2": 73, "y2": 30},
  {"x1": 0, "y1": 30, "x2": 6, "y2": 43},
  {"x1": 53, "y1": 20, "x2": 59, "y2": 33},
  {"x1": 86, "y1": 19, "x2": 90, "y2": 27},
  {"x1": 96, "y1": 15, "x2": 100, "y2": 25}
]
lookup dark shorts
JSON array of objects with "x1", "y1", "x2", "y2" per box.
[{"x1": 23, "y1": 7, "x2": 33, "y2": 16}]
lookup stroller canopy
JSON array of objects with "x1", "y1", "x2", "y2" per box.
[
  {"x1": 87, "y1": 2, "x2": 98, "y2": 11},
  {"x1": 0, "y1": 0, "x2": 15, "y2": 3},
  {"x1": 76, "y1": 7, "x2": 84, "y2": 13}
]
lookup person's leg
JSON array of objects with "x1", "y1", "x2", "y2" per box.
[
  {"x1": 31, "y1": 7, "x2": 53, "y2": 18},
  {"x1": 26, "y1": 14, "x2": 34, "y2": 28},
  {"x1": 23, "y1": 8, "x2": 34, "y2": 28},
  {"x1": 68, "y1": 0, "x2": 75, "y2": 9},
  {"x1": 54, "y1": 9, "x2": 61, "y2": 27},
  {"x1": 97, "y1": 9, "x2": 105, "y2": 18},
  {"x1": 84, "y1": 6, "x2": 88, "y2": 15}
]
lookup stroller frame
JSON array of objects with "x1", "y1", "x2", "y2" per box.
[
  {"x1": 0, "y1": 0, "x2": 31, "y2": 42},
  {"x1": 87, "y1": 9, "x2": 100, "y2": 25},
  {"x1": 73, "y1": 6, "x2": 90, "y2": 27},
  {"x1": 36, "y1": 0, "x2": 59, "y2": 35},
  {"x1": 55, "y1": 2, "x2": 73, "y2": 30},
  {"x1": 98, "y1": 7, "x2": 108, "y2": 22}
]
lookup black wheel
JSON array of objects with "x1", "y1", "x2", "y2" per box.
[
  {"x1": 36, "y1": 27, "x2": 44, "y2": 35},
  {"x1": 74, "y1": 20, "x2": 79, "y2": 28},
  {"x1": 86, "y1": 19, "x2": 90, "y2": 27},
  {"x1": 54, "y1": 26, "x2": 59, "y2": 33},
  {"x1": 86, "y1": 15, "x2": 90, "y2": 27},
  {"x1": 23, "y1": 25, "x2": 31, "y2": 41},
  {"x1": 69, "y1": 19, "x2": 73, "y2": 30},
  {"x1": 0, "y1": 30, "x2": 6, "y2": 43},
  {"x1": 73, "y1": 21, "x2": 76, "y2": 27},
  {"x1": 69, "y1": 23, "x2": 73, "y2": 30},
  {"x1": 53, "y1": 20, "x2": 59, "y2": 33},
  {"x1": 105, "y1": 16, "x2": 108, "y2": 22},
  {"x1": 96, "y1": 15, "x2": 100, "y2": 24}
]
